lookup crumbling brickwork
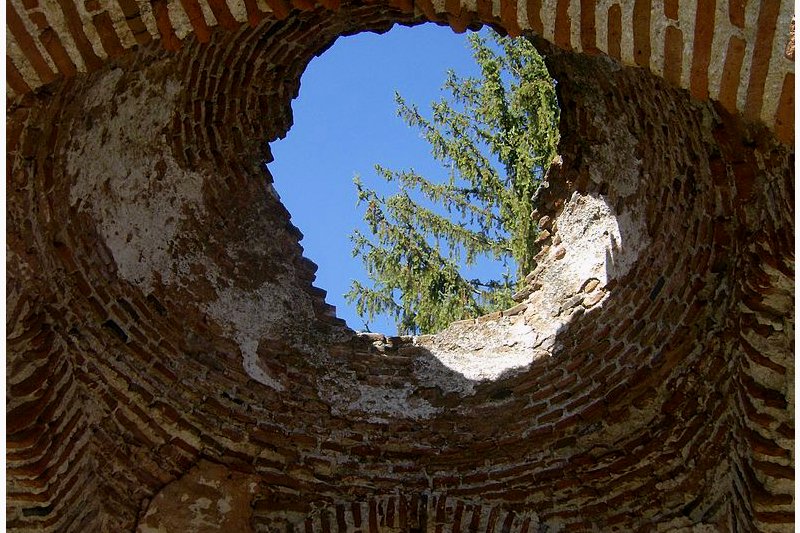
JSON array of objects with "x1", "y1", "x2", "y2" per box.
[{"x1": 5, "y1": 0, "x2": 794, "y2": 531}]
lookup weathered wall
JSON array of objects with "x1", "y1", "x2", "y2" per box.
[
  {"x1": 5, "y1": 0, "x2": 794, "y2": 531},
  {"x1": 5, "y1": 0, "x2": 796, "y2": 143}
]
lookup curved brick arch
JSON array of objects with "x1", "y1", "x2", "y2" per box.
[
  {"x1": 5, "y1": 0, "x2": 796, "y2": 140},
  {"x1": 5, "y1": 1, "x2": 794, "y2": 532}
]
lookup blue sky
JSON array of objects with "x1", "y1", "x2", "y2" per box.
[{"x1": 269, "y1": 24, "x2": 499, "y2": 334}]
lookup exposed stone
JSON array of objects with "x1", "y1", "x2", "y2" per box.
[
  {"x1": 414, "y1": 315, "x2": 543, "y2": 387},
  {"x1": 372, "y1": 340, "x2": 387, "y2": 353},
  {"x1": 476, "y1": 310, "x2": 503, "y2": 323},
  {"x1": 512, "y1": 286, "x2": 534, "y2": 302},
  {"x1": 583, "y1": 278, "x2": 600, "y2": 293},
  {"x1": 535, "y1": 229, "x2": 552, "y2": 243},
  {"x1": 502, "y1": 303, "x2": 528, "y2": 316},
  {"x1": 582, "y1": 290, "x2": 605, "y2": 308},
  {"x1": 536, "y1": 244, "x2": 552, "y2": 260},
  {"x1": 562, "y1": 293, "x2": 585, "y2": 310},
  {"x1": 357, "y1": 332, "x2": 386, "y2": 342},
  {"x1": 538, "y1": 215, "x2": 552, "y2": 229},
  {"x1": 525, "y1": 266, "x2": 544, "y2": 283}
]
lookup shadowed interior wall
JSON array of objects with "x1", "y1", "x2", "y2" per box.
[{"x1": 5, "y1": 0, "x2": 794, "y2": 531}]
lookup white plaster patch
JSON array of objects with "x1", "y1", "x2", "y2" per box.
[
  {"x1": 167, "y1": 0, "x2": 194, "y2": 40},
  {"x1": 382, "y1": 184, "x2": 649, "y2": 402},
  {"x1": 319, "y1": 367, "x2": 442, "y2": 422},
  {"x1": 587, "y1": 115, "x2": 640, "y2": 198},
  {"x1": 618, "y1": 0, "x2": 635, "y2": 65},
  {"x1": 225, "y1": 0, "x2": 248, "y2": 23},
  {"x1": 549, "y1": 193, "x2": 649, "y2": 282},
  {"x1": 461, "y1": 0, "x2": 477, "y2": 15},
  {"x1": 67, "y1": 66, "x2": 207, "y2": 294},
  {"x1": 204, "y1": 281, "x2": 307, "y2": 391},
  {"x1": 66, "y1": 63, "x2": 307, "y2": 392},
  {"x1": 415, "y1": 317, "x2": 542, "y2": 389},
  {"x1": 197, "y1": 476, "x2": 222, "y2": 489},
  {"x1": 706, "y1": 0, "x2": 728, "y2": 100},
  {"x1": 517, "y1": 190, "x2": 649, "y2": 360},
  {"x1": 134, "y1": 0, "x2": 160, "y2": 39},
  {"x1": 705, "y1": 0, "x2": 745, "y2": 101},
  {"x1": 649, "y1": 0, "x2": 667, "y2": 77},
  {"x1": 104, "y1": 0, "x2": 138, "y2": 48},
  {"x1": 594, "y1": 0, "x2": 610, "y2": 57},
  {"x1": 612, "y1": 206, "x2": 650, "y2": 275},
  {"x1": 217, "y1": 496, "x2": 233, "y2": 515},
  {"x1": 516, "y1": 0, "x2": 528, "y2": 32},
  {"x1": 189, "y1": 497, "x2": 213, "y2": 513},
  {"x1": 567, "y1": 0, "x2": 582, "y2": 52},
  {"x1": 557, "y1": 193, "x2": 633, "y2": 286},
  {"x1": 413, "y1": 352, "x2": 478, "y2": 396},
  {"x1": 188, "y1": 497, "x2": 220, "y2": 530},
  {"x1": 347, "y1": 384, "x2": 441, "y2": 423},
  {"x1": 678, "y1": 0, "x2": 698, "y2": 90},
  {"x1": 196, "y1": 0, "x2": 219, "y2": 28},
  {"x1": 255, "y1": 0, "x2": 269, "y2": 13},
  {"x1": 540, "y1": 0, "x2": 558, "y2": 43}
]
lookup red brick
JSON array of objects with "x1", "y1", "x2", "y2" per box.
[
  {"x1": 689, "y1": 0, "x2": 716, "y2": 100},
  {"x1": 447, "y1": 10, "x2": 473, "y2": 34},
  {"x1": 6, "y1": 58, "x2": 32, "y2": 95},
  {"x1": 179, "y1": 0, "x2": 213, "y2": 40},
  {"x1": 93, "y1": 11, "x2": 126, "y2": 56},
  {"x1": 606, "y1": 4, "x2": 622, "y2": 60},
  {"x1": 718, "y1": 35, "x2": 746, "y2": 113},
  {"x1": 498, "y1": 0, "x2": 520, "y2": 35},
  {"x1": 526, "y1": 0, "x2": 542, "y2": 34},
  {"x1": 664, "y1": 0, "x2": 678, "y2": 19},
  {"x1": 554, "y1": 0, "x2": 571, "y2": 49},
  {"x1": 207, "y1": 0, "x2": 240, "y2": 29},
  {"x1": 40, "y1": 28, "x2": 79, "y2": 78},
  {"x1": 633, "y1": 0, "x2": 651, "y2": 66},
  {"x1": 663, "y1": 25, "x2": 683, "y2": 87},
  {"x1": 728, "y1": 0, "x2": 745, "y2": 27},
  {"x1": 739, "y1": 372, "x2": 788, "y2": 409},
  {"x1": 388, "y1": 0, "x2": 413, "y2": 12}
]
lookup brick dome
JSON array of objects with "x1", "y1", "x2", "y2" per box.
[{"x1": 6, "y1": 0, "x2": 794, "y2": 530}]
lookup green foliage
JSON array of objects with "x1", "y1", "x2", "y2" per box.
[{"x1": 346, "y1": 32, "x2": 559, "y2": 335}]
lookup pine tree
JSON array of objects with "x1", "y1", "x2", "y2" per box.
[{"x1": 346, "y1": 32, "x2": 559, "y2": 335}]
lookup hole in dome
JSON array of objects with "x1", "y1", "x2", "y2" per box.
[{"x1": 268, "y1": 24, "x2": 561, "y2": 336}]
